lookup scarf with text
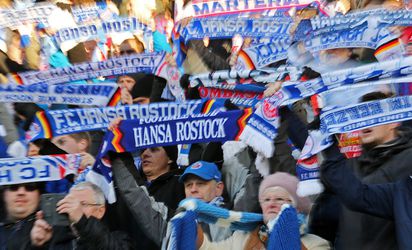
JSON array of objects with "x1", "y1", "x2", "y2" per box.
[
  {"x1": 0, "y1": 154, "x2": 81, "y2": 185},
  {"x1": 100, "y1": 108, "x2": 253, "y2": 155},
  {"x1": 27, "y1": 99, "x2": 225, "y2": 141},
  {"x1": 240, "y1": 56, "x2": 412, "y2": 157},
  {"x1": 12, "y1": 53, "x2": 167, "y2": 85},
  {"x1": 0, "y1": 82, "x2": 120, "y2": 106}
]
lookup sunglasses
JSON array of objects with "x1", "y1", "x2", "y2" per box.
[{"x1": 5, "y1": 183, "x2": 39, "y2": 192}]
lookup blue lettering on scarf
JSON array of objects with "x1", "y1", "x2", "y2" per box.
[
  {"x1": 0, "y1": 170, "x2": 11, "y2": 182},
  {"x1": 20, "y1": 165, "x2": 50, "y2": 180},
  {"x1": 55, "y1": 25, "x2": 98, "y2": 43},
  {"x1": 389, "y1": 96, "x2": 412, "y2": 111},
  {"x1": 54, "y1": 85, "x2": 113, "y2": 97},
  {"x1": 175, "y1": 118, "x2": 227, "y2": 141}
]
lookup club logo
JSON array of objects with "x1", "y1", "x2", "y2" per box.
[
  {"x1": 262, "y1": 100, "x2": 278, "y2": 120},
  {"x1": 191, "y1": 162, "x2": 202, "y2": 169}
]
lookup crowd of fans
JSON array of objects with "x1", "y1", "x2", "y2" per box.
[{"x1": 0, "y1": 0, "x2": 412, "y2": 250}]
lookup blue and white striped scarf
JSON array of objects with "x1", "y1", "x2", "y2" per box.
[{"x1": 168, "y1": 199, "x2": 301, "y2": 250}]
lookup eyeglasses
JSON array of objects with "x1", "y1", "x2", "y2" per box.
[
  {"x1": 120, "y1": 49, "x2": 136, "y2": 55},
  {"x1": 5, "y1": 183, "x2": 39, "y2": 192},
  {"x1": 80, "y1": 201, "x2": 103, "y2": 207},
  {"x1": 260, "y1": 197, "x2": 292, "y2": 205}
]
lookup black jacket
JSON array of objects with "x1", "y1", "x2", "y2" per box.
[
  {"x1": 73, "y1": 215, "x2": 135, "y2": 250},
  {"x1": 322, "y1": 128, "x2": 412, "y2": 250},
  {"x1": 108, "y1": 152, "x2": 185, "y2": 250},
  {"x1": 21, "y1": 215, "x2": 134, "y2": 250},
  {"x1": 0, "y1": 213, "x2": 35, "y2": 250},
  {"x1": 321, "y1": 145, "x2": 412, "y2": 250}
]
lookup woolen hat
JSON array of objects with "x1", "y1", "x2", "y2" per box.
[{"x1": 259, "y1": 172, "x2": 311, "y2": 214}]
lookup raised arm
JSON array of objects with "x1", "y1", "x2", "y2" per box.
[
  {"x1": 321, "y1": 145, "x2": 395, "y2": 220},
  {"x1": 110, "y1": 152, "x2": 169, "y2": 246}
]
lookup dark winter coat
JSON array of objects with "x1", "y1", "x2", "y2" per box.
[
  {"x1": 0, "y1": 213, "x2": 35, "y2": 250},
  {"x1": 321, "y1": 144, "x2": 412, "y2": 250},
  {"x1": 337, "y1": 128, "x2": 412, "y2": 250}
]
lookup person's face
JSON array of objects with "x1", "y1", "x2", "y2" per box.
[
  {"x1": 84, "y1": 40, "x2": 97, "y2": 61},
  {"x1": 8, "y1": 34, "x2": 23, "y2": 64},
  {"x1": 27, "y1": 142, "x2": 40, "y2": 156},
  {"x1": 119, "y1": 40, "x2": 142, "y2": 56},
  {"x1": 52, "y1": 135, "x2": 85, "y2": 154},
  {"x1": 117, "y1": 75, "x2": 136, "y2": 92},
  {"x1": 69, "y1": 189, "x2": 105, "y2": 220},
  {"x1": 319, "y1": 48, "x2": 352, "y2": 65},
  {"x1": 359, "y1": 123, "x2": 399, "y2": 149},
  {"x1": 140, "y1": 147, "x2": 171, "y2": 181},
  {"x1": 4, "y1": 183, "x2": 40, "y2": 221},
  {"x1": 260, "y1": 187, "x2": 293, "y2": 224},
  {"x1": 184, "y1": 175, "x2": 224, "y2": 202}
]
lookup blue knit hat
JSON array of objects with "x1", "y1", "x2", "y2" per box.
[{"x1": 179, "y1": 161, "x2": 221, "y2": 183}]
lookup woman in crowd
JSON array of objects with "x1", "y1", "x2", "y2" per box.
[{"x1": 197, "y1": 172, "x2": 331, "y2": 250}]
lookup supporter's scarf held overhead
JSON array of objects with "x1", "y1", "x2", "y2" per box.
[
  {"x1": 180, "y1": 16, "x2": 293, "y2": 43},
  {"x1": 168, "y1": 199, "x2": 300, "y2": 250},
  {"x1": 0, "y1": 154, "x2": 81, "y2": 186},
  {"x1": 53, "y1": 17, "x2": 151, "y2": 45},
  {"x1": 100, "y1": 108, "x2": 253, "y2": 155},
  {"x1": 12, "y1": 53, "x2": 167, "y2": 85},
  {"x1": 320, "y1": 95, "x2": 412, "y2": 135},
  {"x1": 0, "y1": 82, "x2": 120, "y2": 106},
  {"x1": 240, "y1": 56, "x2": 412, "y2": 158},
  {"x1": 27, "y1": 99, "x2": 226, "y2": 141},
  {"x1": 174, "y1": 0, "x2": 326, "y2": 23}
]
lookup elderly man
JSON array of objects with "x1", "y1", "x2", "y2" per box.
[
  {"x1": 29, "y1": 182, "x2": 134, "y2": 250},
  {"x1": 110, "y1": 152, "x2": 257, "y2": 249},
  {"x1": 0, "y1": 182, "x2": 42, "y2": 250}
]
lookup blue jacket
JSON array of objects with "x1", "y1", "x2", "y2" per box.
[{"x1": 321, "y1": 145, "x2": 412, "y2": 250}]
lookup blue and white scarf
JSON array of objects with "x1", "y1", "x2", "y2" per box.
[
  {"x1": 168, "y1": 199, "x2": 301, "y2": 250},
  {"x1": 13, "y1": 53, "x2": 167, "y2": 85},
  {"x1": 100, "y1": 108, "x2": 253, "y2": 155},
  {"x1": 0, "y1": 154, "x2": 81, "y2": 186},
  {"x1": 27, "y1": 99, "x2": 225, "y2": 141},
  {"x1": 0, "y1": 82, "x2": 119, "y2": 106}
]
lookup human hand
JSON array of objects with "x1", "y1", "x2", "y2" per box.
[
  {"x1": 108, "y1": 117, "x2": 123, "y2": 131},
  {"x1": 56, "y1": 194, "x2": 84, "y2": 223},
  {"x1": 31, "y1": 211, "x2": 53, "y2": 247},
  {"x1": 79, "y1": 152, "x2": 95, "y2": 171},
  {"x1": 120, "y1": 88, "x2": 133, "y2": 105},
  {"x1": 179, "y1": 17, "x2": 193, "y2": 28},
  {"x1": 264, "y1": 81, "x2": 282, "y2": 97},
  {"x1": 165, "y1": 53, "x2": 177, "y2": 67}
]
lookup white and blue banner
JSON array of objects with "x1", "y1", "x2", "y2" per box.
[
  {"x1": 0, "y1": 2, "x2": 58, "y2": 29},
  {"x1": 27, "y1": 99, "x2": 224, "y2": 141},
  {"x1": 180, "y1": 16, "x2": 292, "y2": 43},
  {"x1": 0, "y1": 83, "x2": 119, "y2": 106},
  {"x1": 14, "y1": 53, "x2": 167, "y2": 85},
  {"x1": 174, "y1": 0, "x2": 320, "y2": 23},
  {"x1": 54, "y1": 17, "x2": 151, "y2": 44},
  {"x1": 0, "y1": 154, "x2": 81, "y2": 185},
  {"x1": 320, "y1": 95, "x2": 412, "y2": 135},
  {"x1": 243, "y1": 38, "x2": 290, "y2": 68},
  {"x1": 299, "y1": 8, "x2": 412, "y2": 40}
]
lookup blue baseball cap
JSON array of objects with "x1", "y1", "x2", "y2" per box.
[{"x1": 179, "y1": 161, "x2": 222, "y2": 183}]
